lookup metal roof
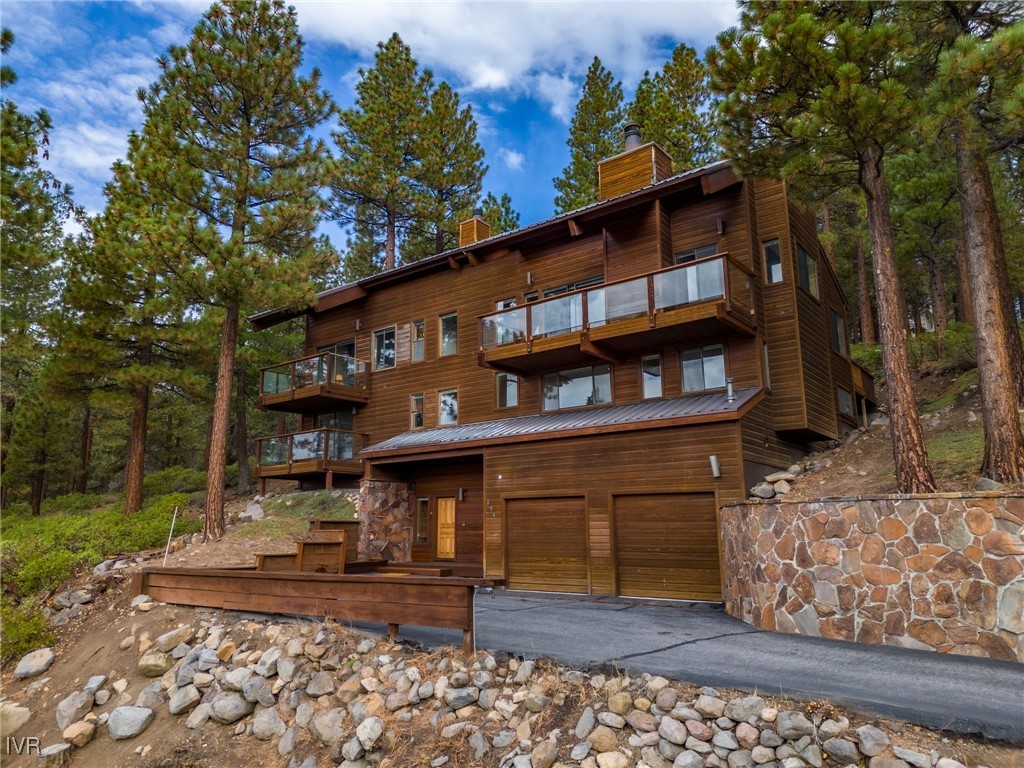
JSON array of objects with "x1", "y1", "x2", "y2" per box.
[{"x1": 360, "y1": 387, "x2": 761, "y2": 457}]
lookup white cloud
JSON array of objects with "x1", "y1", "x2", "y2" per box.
[
  {"x1": 499, "y1": 147, "x2": 525, "y2": 171},
  {"x1": 533, "y1": 71, "x2": 577, "y2": 123}
]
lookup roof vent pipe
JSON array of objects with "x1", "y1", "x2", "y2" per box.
[
  {"x1": 726, "y1": 378, "x2": 735, "y2": 402},
  {"x1": 472, "y1": 207, "x2": 484, "y2": 218},
  {"x1": 624, "y1": 123, "x2": 642, "y2": 151}
]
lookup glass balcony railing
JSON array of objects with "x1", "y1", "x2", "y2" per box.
[
  {"x1": 259, "y1": 352, "x2": 368, "y2": 398},
  {"x1": 480, "y1": 254, "x2": 732, "y2": 350},
  {"x1": 256, "y1": 428, "x2": 365, "y2": 468}
]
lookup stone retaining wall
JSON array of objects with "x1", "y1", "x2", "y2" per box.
[
  {"x1": 719, "y1": 493, "x2": 1024, "y2": 661},
  {"x1": 356, "y1": 480, "x2": 411, "y2": 562}
]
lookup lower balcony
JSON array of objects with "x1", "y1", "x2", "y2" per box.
[
  {"x1": 478, "y1": 253, "x2": 756, "y2": 374},
  {"x1": 259, "y1": 352, "x2": 369, "y2": 413},
  {"x1": 255, "y1": 429, "x2": 367, "y2": 487}
]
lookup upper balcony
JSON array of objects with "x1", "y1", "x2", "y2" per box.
[
  {"x1": 255, "y1": 428, "x2": 367, "y2": 484},
  {"x1": 258, "y1": 352, "x2": 369, "y2": 413},
  {"x1": 478, "y1": 253, "x2": 756, "y2": 374}
]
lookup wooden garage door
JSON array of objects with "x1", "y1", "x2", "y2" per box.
[
  {"x1": 614, "y1": 493, "x2": 721, "y2": 600},
  {"x1": 506, "y1": 497, "x2": 588, "y2": 593}
]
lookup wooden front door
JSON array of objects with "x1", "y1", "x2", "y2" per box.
[{"x1": 436, "y1": 497, "x2": 456, "y2": 559}]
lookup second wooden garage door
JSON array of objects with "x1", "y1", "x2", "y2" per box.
[
  {"x1": 614, "y1": 493, "x2": 721, "y2": 600},
  {"x1": 506, "y1": 497, "x2": 588, "y2": 593}
]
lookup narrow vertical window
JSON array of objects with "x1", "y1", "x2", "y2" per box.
[
  {"x1": 411, "y1": 319, "x2": 425, "y2": 362},
  {"x1": 439, "y1": 312, "x2": 457, "y2": 356},
  {"x1": 797, "y1": 245, "x2": 819, "y2": 298},
  {"x1": 439, "y1": 388, "x2": 458, "y2": 424},
  {"x1": 763, "y1": 239, "x2": 783, "y2": 284},
  {"x1": 410, "y1": 393, "x2": 424, "y2": 429},
  {"x1": 497, "y1": 372, "x2": 519, "y2": 408},
  {"x1": 830, "y1": 309, "x2": 847, "y2": 357},
  {"x1": 641, "y1": 355, "x2": 662, "y2": 399},
  {"x1": 415, "y1": 498, "x2": 429, "y2": 544},
  {"x1": 372, "y1": 327, "x2": 396, "y2": 370}
]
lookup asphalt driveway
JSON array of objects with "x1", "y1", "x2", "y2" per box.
[{"x1": 356, "y1": 589, "x2": 1024, "y2": 741}]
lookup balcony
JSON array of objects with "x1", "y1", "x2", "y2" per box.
[
  {"x1": 255, "y1": 428, "x2": 367, "y2": 484},
  {"x1": 258, "y1": 352, "x2": 368, "y2": 413},
  {"x1": 478, "y1": 253, "x2": 756, "y2": 373}
]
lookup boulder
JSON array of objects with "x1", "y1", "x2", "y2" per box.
[
  {"x1": 775, "y1": 710, "x2": 814, "y2": 739},
  {"x1": 107, "y1": 707, "x2": 155, "y2": 740},
  {"x1": 155, "y1": 626, "x2": 195, "y2": 652},
  {"x1": 253, "y1": 707, "x2": 287, "y2": 740},
  {"x1": 62, "y1": 720, "x2": 96, "y2": 747},
  {"x1": 14, "y1": 648, "x2": 55, "y2": 680},
  {"x1": 168, "y1": 685, "x2": 201, "y2": 715},
  {"x1": 856, "y1": 724, "x2": 890, "y2": 756},
  {"x1": 724, "y1": 695, "x2": 764, "y2": 723},
  {"x1": 209, "y1": 693, "x2": 254, "y2": 724},
  {"x1": 530, "y1": 740, "x2": 558, "y2": 768},
  {"x1": 0, "y1": 702, "x2": 31, "y2": 738},
  {"x1": 138, "y1": 651, "x2": 174, "y2": 677},
  {"x1": 356, "y1": 716, "x2": 384, "y2": 750},
  {"x1": 56, "y1": 691, "x2": 93, "y2": 730}
]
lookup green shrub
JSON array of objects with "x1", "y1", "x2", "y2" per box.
[
  {"x1": 40, "y1": 492, "x2": 106, "y2": 516},
  {"x1": 0, "y1": 596, "x2": 53, "y2": 664},
  {"x1": 263, "y1": 491, "x2": 357, "y2": 520},
  {"x1": 143, "y1": 466, "x2": 208, "y2": 496},
  {"x1": 851, "y1": 342, "x2": 883, "y2": 380}
]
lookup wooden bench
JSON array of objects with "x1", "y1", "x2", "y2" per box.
[{"x1": 254, "y1": 531, "x2": 347, "y2": 574}]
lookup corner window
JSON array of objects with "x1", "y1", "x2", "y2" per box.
[
  {"x1": 838, "y1": 387, "x2": 855, "y2": 418},
  {"x1": 415, "y1": 498, "x2": 429, "y2": 544},
  {"x1": 542, "y1": 364, "x2": 611, "y2": 411},
  {"x1": 681, "y1": 344, "x2": 726, "y2": 392},
  {"x1": 439, "y1": 313, "x2": 458, "y2": 357},
  {"x1": 372, "y1": 327, "x2": 396, "y2": 370},
  {"x1": 410, "y1": 393, "x2": 424, "y2": 429},
  {"x1": 439, "y1": 388, "x2": 458, "y2": 425},
  {"x1": 641, "y1": 355, "x2": 662, "y2": 399},
  {"x1": 675, "y1": 244, "x2": 718, "y2": 264},
  {"x1": 411, "y1": 320, "x2": 425, "y2": 362},
  {"x1": 497, "y1": 372, "x2": 519, "y2": 408},
  {"x1": 763, "y1": 239, "x2": 783, "y2": 285},
  {"x1": 830, "y1": 309, "x2": 847, "y2": 357},
  {"x1": 797, "y1": 245, "x2": 819, "y2": 298}
]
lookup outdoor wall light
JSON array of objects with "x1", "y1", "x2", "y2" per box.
[
  {"x1": 458, "y1": 487, "x2": 466, "y2": 501},
  {"x1": 709, "y1": 455, "x2": 721, "y2": 478}
]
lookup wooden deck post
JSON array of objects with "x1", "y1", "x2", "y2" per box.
[
  {"x1": 462, "y1": 628, "x2": 473, "y2": 656},
  {"x1": 258, "y1": 477, "x2": 266, "y2": 496},
  {"x1": 387, "y1": 622, "x2": 399, "y2": 640},
  {"x1": 325, "y1": 470, "x2": 333, "y2": 489}
]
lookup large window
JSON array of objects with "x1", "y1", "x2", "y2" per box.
[
  {"x1": 764, "y1": 239, "x2": 783, "y2": 284},
  {"x1": 681, "y1": 344, "x2": 726, "y2": 392},
  {"x1": 415, "y1": 498, "x2": 429, "y2": 544},
  {"x1": 439, "y1": 313, "x2": 458, "y2": 356},
  {"x1": 543, "y1": 276, "x2": 603, "y2": 297},
  {"x1": 830, "y1": 309, "x2": 847, "y2": 357},
  {"x1": 675, "y1": 243, "x2": 718, "y2": 264},
  {"x1": 373, "y1": 327, "x2": 396, "y2": 370},
  {"x1": 497, "y1": 372, "x2": 518, "y2": 408},
  {"x1": 542, "y1": 364, "x2": 611, "y2": 411},
  {"x1": 439, "y1": 388, "x2": 458, "y2": 425},
  {"x1": 838, "y1": 387, "x2": 855, "y2": 418},
  {"x1": 642, "y1": 355, "x2": 662, "y2": 399},
  {"x1": 410, "y1": 393, "x2": 424, "y2": 429},
  {"x1": 411, "y1": 320, "x2": 425, "y2": 362},
  {"x1": 797, "y1": 245, "x2": 820, "y2": 298}
]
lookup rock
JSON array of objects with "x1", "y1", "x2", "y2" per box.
[
  {"x1": 130, "y1": 594, "x2": 153, "y2": 608},
  {"x1": 310, "y1": 708, "x2": 347, "y2": 744},
  {"x1": 356, "y1": 716, "x2": 383, "y2": 750},
  {"x1": 934, "y1": 759, "x2": 967, "y2": 768},
  {"x1": 62, "y1": 720, "x2": 96, "y2": 746},
  {"x1": 241, "y1": 501, "x2": 265, "y2": 521},
  {"x1": 775, "y1": 710, "x2": 814, "y2": 739},
  {"x1": 340, "y1": 736, "x2": 364, "y2": 762},
  {"x1": 224, "y1": 667, "x2": 253, "y2": 691},
  {"x1": 112, "y1": 678, "x2": 129, "y2": 694},
  {"x1": 14, "y1": 648, "x2": 55, "y2": 679},
  {"x1": 597, "y1": 752, "x2": 629, "y2": 768},
  {"x1": 135, "y1": 682, "x2": 166, "y2": 710},
  {"x1": 571, "y1": 742, "x2": 591, "y2": 760},
  {"x1": 107, "y1": 707, "x2": 155, "y2": 739},
  {"x1": 216, "y1": 641, "x2": 237, "y2": 662},
  {"x1": 751, "y1": 483, "x2": 775, "y2": 499},
  {"x1": 209, "y1": 693, "x2": 254, "y2": 724},
  {"x1": 625, "y1": 709, "x2": 657, "y2": 731},
  {"x1": 514, "y1": 659, "x2": 535, "y2": 684},
  {"x1": 608, "y1": 691, "x2": 633, "y2": 715},
  {"x1": 598, "y1": 711, "x2": 626, "y2": 728},
  {"x1": 443, "y1": 686, "x2": 479, "y2": 709},
  {"x1": 589, "y1": 725, "x2": 619, "y2": 752},
  {"x1": 531, "y1": 739, "x2": 559, "y2": 768},
  {"x1": 998, "y1": 582, "x2": 1024, "y2": 634},
  {"x1": 279, "y1": 725, "x2": 297, "y2": 756},
  {"x1": 468, "y1": 730, "x2": 490, "y2": 760},
  {"x1": 728, "y1": 750, "x2": 755, "y2": 768},
  {"x1": 765, "y1": 471, "x2": 796, "y2": 483},
  {"x1": 856, "y1": 724, "x2": 890, "y2": 756},
  {"x1": 38, "y1": 743, "x2": 73, "y2": 762},
  {"x1": 659, "y1": 716, "x2": 689, "y2": 745},
  {"x1": 155, "y1": 626, "x2": 195, "y2": 652},
  {"x1": 976, "y1": 477, "x2": 1005, "y2": 491},
  {"x1": 68, "y1": 588, "x2": 93, "y2": 604},
  {"x1": 892, "y1": 747, "x2": 932, "y2": 768},
  {"x1": 253, "y1": 707, "x2": 286, "y2": 740},
  {"x1": 576, "y1": 707, "x2": 596, "y2": 739},
  {"x1": 724, "y1": 695, "x2": 764, "y2": 723},
  {"x1": 254, "y1": 646, "x2": 281, "y2": 677},
  {"x1": 773, "y1": 480, "x2": 792, "y2": 495},
  {"x1": 138, "y1": 651, "x2": 174, "y2": 677},
  {"x1": 735, "y1": 722, "x2": 759, "y2": 749},
  {"x1": 169, "y1": 685, "x2": 201, "y2": 715},
  {"x1": 56, "y1": 691, "x2": 93, "y2": 730},
  {"x1": 185, "y1": 703, "x2": 211, "y2": 729},
  {"x1": 656, "y1": 687, "x2": 679, "y2": 711},
  {"x1": 242, "y1": 675, "x2": 274, "y2": 706},
  {"x1": 524, "y1": 692, "x2": 550, "y2": 712},
  {"x1": 120, "y1": 636, "x2": 136, "y2": 650},
  {"x1": 673, "y1": 751, "x2": 704, "y2": 768},
  {"x1": 817, "y1": 717, "x2": 849, "y2": 741},
  {"x1": 83, "y1": 674, "x2": 107, "y2": 694},
  {"x1": 712, "y1": 731, "x2": 739, "y2": 750},
  {"x1": 0, "y1": 702, "x2": 31, "y2": 737},
  {"x1": 822, "y1": 737, "x2": 859, "y2": 763},
  {"x1": 694, "y1": 695, "x2": 726, "y2": 718},
  {"x1": 868, "y1": 759, "x2": 913, "y2": 768},
  {"x1": 750, "y1": 745, "x2": 776, "y2": 764}
]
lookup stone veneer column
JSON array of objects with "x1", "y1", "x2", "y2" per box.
[{"x1": 357, "y1": 480, "x2": 412, "y2": 562}]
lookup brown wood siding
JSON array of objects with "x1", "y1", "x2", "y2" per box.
[
  {"x1": 604, "y1": 204, "x2": 660, "y2": 282},
  {"x1": 668, "y1": 186, "x2": 748, "y2": 267},
  {"x1": 613, "y1": 493, "x2": 720, "y2": 600},
  {"x1": 408, "y1": 459, "x2": 483, "y2": 567},
  {"x1": 483, "y1": 423, "x2": 742, "y2": 595},
  {"x1": 506, "y1": 497, "x2": 588, "y2": 592}
]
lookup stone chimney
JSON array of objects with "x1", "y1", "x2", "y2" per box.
[
  {"x1": 459, "y1": 207, "x2": 490, "y2": 247},
  {"x1": 597, "y1": 124, "x2": 674, "y2": 201}
]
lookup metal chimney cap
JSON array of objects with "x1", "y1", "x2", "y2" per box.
[
  {"x1": 471, "y1": 207, "x2": 484, "y2": 219},
  {"x1": 624, "y1": 123, "x2": 642, "y2": 150}
]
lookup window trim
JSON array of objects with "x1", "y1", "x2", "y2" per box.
[
  {"x1": 438, "y1": 387, "x2": 459, "y2": 425},
  {"x1": 763, "y1": 239, "x2": 784, "y2": 285},
  {"x1": 411, "y1": 319, "x2": 425, "y2": 363},
  {"x1": 681, "y1": 343, "x2": 727, "y2": 393},
  {"x1": 796, "y1": 244, "x2": 820, "y2": 299},
  {"x1": 641, "y1": 354, "x2": 663, "y2": 399},
  {"x1": 371, "y1": 325, "x2": 397, "y2": 371},
  {"x1": 496, "y1": 372, "x2": 519, "y2": 409},
  {"x1": 439, "y1": 312, "x2": 458, "y2": 357}
]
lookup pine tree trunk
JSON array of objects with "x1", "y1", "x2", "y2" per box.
[
  {"x1": 124, "y1": 382, "x2": 150, "y2": 516},
  {"x1": 235, "y1": 364, "x2": 250, "y2": 494},
  {"x1": 955, "y1": 226, "x2": 974, "y2": 324},
  {"x1": 73, "y1": 405, "x2": 93, "y2": 494},
  {"x1": 927, "y1": 252, "x2": 948, "y2": 335},
  {"x1": 954, "y1": 130, "x2": 1024, "y2": 482},
  {"x1": 384, "y1": 208, "x2": 396, "y2": 272},
  {"x1": 204, "y1": 300, "x2": 240, "y2": 540},
  {"x1": 855, "y1": 236, "x2": 876, "y2": 343},
  {"x1": 998, "y1": 255, "x2": 1024, "y2": 406},
  {"x1": 30, "y1": 466, "x2": 45, "y2": 516},
  {"x1": 860, "y1": 146, "x2": 936, "y2": 493}
]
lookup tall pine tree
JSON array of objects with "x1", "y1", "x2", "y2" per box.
[
  {"x1": 136, "y1": 0, "x2": 334, "y2": 538},
  {"x1": 480, "y1": 192, "x2": 521, "y2": 235},
  {"x1": 553, "y1": 57, "x2": 624, "y2": 213}
]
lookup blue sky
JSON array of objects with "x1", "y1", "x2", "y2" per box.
[{"x1": 3, "y1": 0, "x2": 738, "y2": 243}]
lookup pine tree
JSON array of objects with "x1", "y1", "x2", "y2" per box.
[
  {"x1": 332, "y1": 33, "x2": 432, "y2": 272},
  {"x1": 709, "y1": 2, "x2": 937, "y2": 493},
  {"x1": 136, "y1": 0, "x2": 334, "y2": 538},
  {"x1": 480, "y1": 192, "x2": 521, "y2": 235},
  {"x1": 628, "y1": 43, "x2": 716, "y2": 169},
  {"x1": 553, "y1": 57, "x2": 624, "y2": 213}
]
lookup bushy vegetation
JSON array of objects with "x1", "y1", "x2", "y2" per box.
[
  {"x1": 142, "y1": 462, "x2": 245, "y2": 497},
  {"x1": 262, "y1": 490, "x2": 357, "y2": 521},
  {"x1": 0, "y1": 596, "x2": 54, "y2": 664}
]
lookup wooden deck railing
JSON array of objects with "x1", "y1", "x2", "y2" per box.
[
  {"x1": 256, "y1": 428, "x2": 367, "y2": 470},
  {"x1": 259, "y1": 351, "x2": 368, "y2": 398}
]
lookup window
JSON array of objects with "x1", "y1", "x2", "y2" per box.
[
  {"x1": 318, "y1": 339, "x2": 355, "y2": 358},
  {"x1": 830, "y1": 309, "x2": 847, "y2": 357},
  {"x1": 439, "y1": 313, "x2": 458, "y2": 356},
  {"x1": 543, "y1": 276, "x2": 603, "y2": 298},
  {"x1": 524, "y1": 291, "x2": 539, "y2": 303},
  {"x1": 497, "y1": 372, "x2": 518, "y2": 408},
  {"x1": 415, "y1": 498, "x2": 429, "y2": 544},
  {"x1": 764, "y1": 239, "x2": 783, "y2": 284},
  {"x1": 642, "y1": 355, "x2": 662, "y2": 399},
  {"x1": 542, "y1": 364, "x2": 611, "y2": 411},
  {"x1": 681, "y1": 344, "x2": 726, "y2": 392},
  {"x1": 410, "y1": 393, "x2": 424, "y2": 429},
  {"x1": 675, "y1": 243, "x2": 718, "y2": 264},
  {"x1": 496, "y1": 297, "x2": 517, "y2": 310},
  {"x1": 373, "y1": 327, "x2": 396, "y2": 370},
  {"x1": 838, "y1": 387, "x2": 855, "y2": 418},
  {"x1": 797, "y1": 245, "x2": 819, "y2": 298},
  {"x1": 315, "y1": 411, "x2": 353, "y2": 430},
  {"x1": 411, "y1": 320, "x2": 425, "y2": 362},
  {"x1": 762, "y1": 342, "x2": 771, "y2": 390},
  {"x1": 439, "y1": 388, "x2": 458, "y2": 425}
]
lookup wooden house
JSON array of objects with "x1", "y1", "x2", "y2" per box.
[{"x1": 251, "y1": 129, "x2": 876, "y2": 602}]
